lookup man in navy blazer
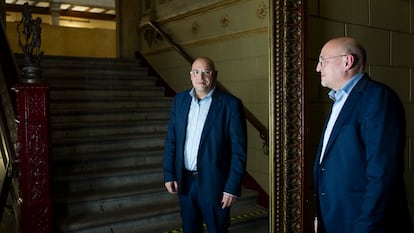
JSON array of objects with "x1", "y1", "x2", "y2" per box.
[
  {"x1": 313, "y1": 37, "x2": 413, "y2": 233},
  {"x1": 164, "y1": 57, "x2": 247, "y2": 233}
]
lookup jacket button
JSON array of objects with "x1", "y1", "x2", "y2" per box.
[
  {"x1": 321, "y1": 167, "x2": 325, "y2": 171},
  {"x1": 321, "y1": 192, "x2": 326, "y2": 196}
]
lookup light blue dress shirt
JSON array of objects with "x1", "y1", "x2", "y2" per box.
[
  {"x1": 320, "y1": 73, "x2": 364, "y2": 163},
  {"x1": 184, "y1": 88, "x2": 214, "y2": 171}
]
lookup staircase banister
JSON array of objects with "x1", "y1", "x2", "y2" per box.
[
  {"x1": 0, "y1": 15, "x2": 19, "y2": 221},
  {"x1": 0, "y1": 14, "x2": 20, "y2": 104},
  {"x1": 147, "y1": 20, "x2": 194, "y2": 64},
  {"x1": 144, "y1": 20, "x2": 269, "y2": 154}
]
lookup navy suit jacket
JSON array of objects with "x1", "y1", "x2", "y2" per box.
[
  {"x1": 314, "y1": 74, "x2": 413, "y2": 233},
  {"x1": 164, "y1": 87, "x2": 247, "y2": 203}
]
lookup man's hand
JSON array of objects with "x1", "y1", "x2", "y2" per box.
[
  {"x1": 221, "y1": 193, "x2": 237, "y2": 209},
  {"x1": 165, "y1": 181, "x2": 178, "y2": 195},
  {"x1": 314, "y1": 217, "x2": 318, "y2": 233}
]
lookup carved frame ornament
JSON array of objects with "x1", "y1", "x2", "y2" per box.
[{"x1": 269, "y1": 0, "x2": 306, "y2": 233}]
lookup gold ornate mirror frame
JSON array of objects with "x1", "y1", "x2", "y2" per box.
[{"x1": 269, "y1": 0, "x2": 306, "y2": 232}]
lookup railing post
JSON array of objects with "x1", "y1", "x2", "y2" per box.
[
  {"x1": 13, "y1": 3, "x2": 52, "y2": 233},
  {"x1": 14, "y1": 83, "x2": 52, "y2": 233}
]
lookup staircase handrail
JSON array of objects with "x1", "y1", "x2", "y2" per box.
[
  {"x1": 0, "y1": 16, "x2": 19, "y2": 219},
  {"x1": 145, "y1": 20, "x2": 269, "y2": 154},
  {"x1": 0, "y1": 17, "x2": 21, "y2": 99}
]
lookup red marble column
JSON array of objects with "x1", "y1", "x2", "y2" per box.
[{"x1": 14, "y1": 83, "x2": 52, "y2": 233}]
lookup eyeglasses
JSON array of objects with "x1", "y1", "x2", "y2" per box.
[
  {"x1": 318, "y1": 54, "x2": 347, "y2": 66},
  {"x1": 190, "y1": 69, "x2": 214, "y2": 76}
]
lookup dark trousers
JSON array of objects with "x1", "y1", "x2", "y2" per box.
[{"x1": 179, "y1": 172, "x2": 230, "y2": 233}]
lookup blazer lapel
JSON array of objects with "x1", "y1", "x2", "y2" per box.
[
  {"x1": 321, "y1": 75, "x2": 368, "y2": 163},
  {"x1": 199, "y1": 89, "x2": 223, "y2": 145},
  {"x1": 177, "y1": 92, "x2": 192, "y2": 139}
]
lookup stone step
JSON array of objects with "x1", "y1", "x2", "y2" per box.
[
  {"x1": 47, "y1": 77, "x2": 157, "y2": 89},
  {"x1": 38, "y1": 56, "x2": 144, "y2": 69},
  {"x1": 53, "y1": 150, "x2": 163, "y2": 174},
  {"x1": 50, "y1": 97, "x2": 172, "y2": 111},
  {"x1": 52, "y1": 133, "x2": 166, "y2": 155},
  {"x1": 55, "y1": 187, "x2": 172, "y2": 217},
  {"x1": 53, "y1": 147, "x2": 163, "y2": 173},
  {"x1": 43, "y1": 67, "x2": 149, "y2": 78},
  {"x1": 53, "y1": 164, "x2": 163, "y2": 194},
  {"x1": 14, "y1": 54, "x2": 144, "y2": 71},
  {"x1": 53, "y1": 191, "x2": 179, "y2": 233},
  {"x1": 53, "y1": 146, "x2": 164, "y2": 161},
  {"x1": 50, "y1": 109, "x2": 171, "y2": 124},
  {"x1": 49, "y1": 87, "x2": 165, "y2": 99},
  {"x1": 51, "y1": 120, "x2": 168, "y2": 139}
]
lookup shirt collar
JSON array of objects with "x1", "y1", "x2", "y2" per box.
[
  {"x1": 328, "y1": 72, "x2": 364, "y2": 101},
  {"x1": 189, "y1": 87, "x2": 216, "y2": 101}
]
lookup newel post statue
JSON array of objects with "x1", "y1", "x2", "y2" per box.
[{"x1": 14, "y1": 3, "x2": 52, "y2": 233}]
